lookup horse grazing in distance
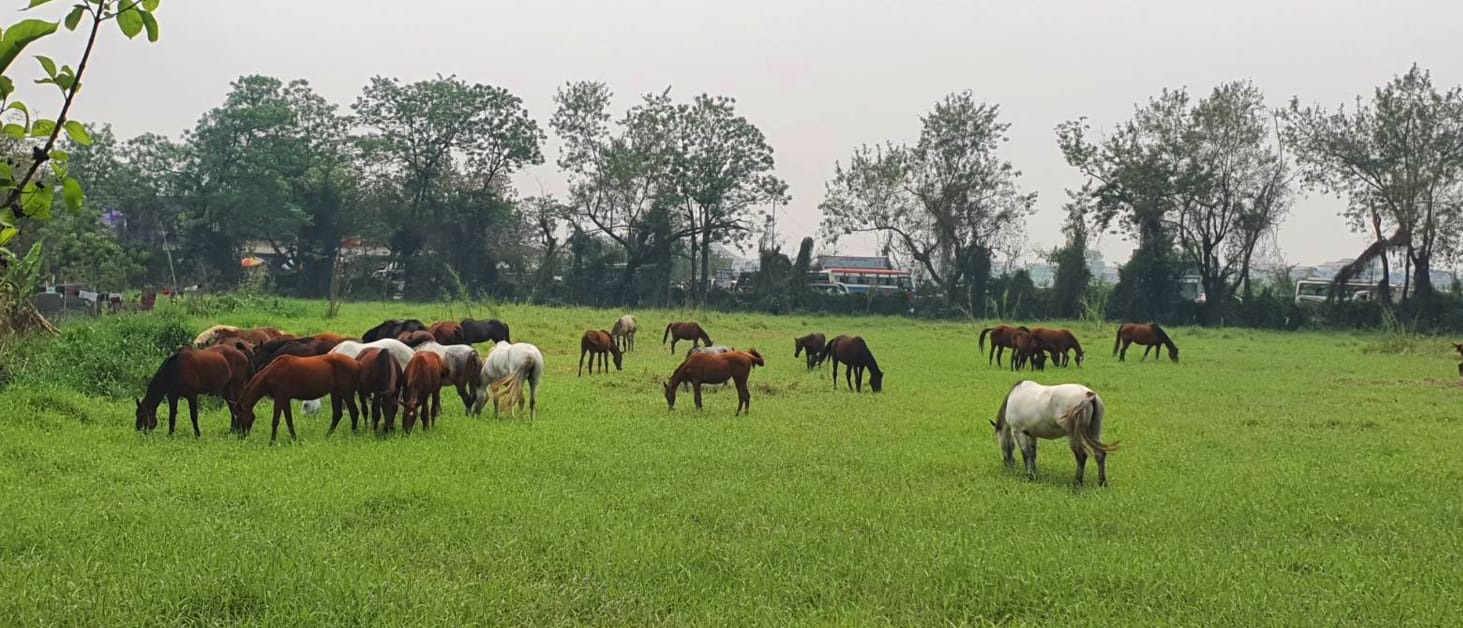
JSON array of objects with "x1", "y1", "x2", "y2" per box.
[
  {"x1": 136, "y1": 344, "x2": 251, "y2": 436},
  {"x1": 664, "y1": 349, "x2": 763, "y2": 415},
  {"x1": 992, "y1": 381, "x2": 1118, "y2": 487},
  {"x1": 1453, "y1": 342, "x2": 1462, "y2": 360},
  {"x1": 1114, "y1": 323, "x2": 1180, "y2": 363},
  {"x1": 238, "y1": 353, "x2": 361, "y2": 442},
  {"x1": 476, "y1": 341, "x2": 545, "y2": 419},
  {"x1": 461, "y1": 318, "x2": 511, "y2": 345},
  {"x1": 1027, "y1": 327, "x2": 1084, "y2": 367},
  {"x1": 251, "y1": 333, "x2": 349, "y2": 371},
  {"x1": 413, "y1": 341, "x2": 484, "y2": 414},
  {"x1": 429, "y1": 321, "x2": 467, "y2": 345},
  {"x1": 824, "y1": 335, "x2": 885, "y2": 392},
  {"x1": 663, "y1": 321, "x2": 712, "y2": 354},
  {"x1": 978, "y1": 324, "x2": 1029, "y2": 367},
  {"x1": 193, "y1": 325, "x2": 292, "y2": 349},
  {"x1": 1010, "y1": 332, "x2": 1053, "y2": 372},
  {"x1": 611, "y1": 315, "x2": 638, "y2": 352},
  {"x1": 579, "y1": 329, "x2": 623, "y2": 376},
  {"x1": 355, "y1": 348, "x2": 403, "y2": 432},
  {"x1": 401, "y1": 352, "x2": 448, "y2": 433},
  {"x1": 362, "y1": 319, "x2": 427, "y2": 343},
  {"x1": 794, "y1": 333, "x2": 827, "y2": 371}
]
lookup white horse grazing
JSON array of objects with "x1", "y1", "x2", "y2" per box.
[
  {"x1": 414, "y1": 341, "x2": 485, "y2": 414},
  {"x1": 991, "y1": 381, "x2": 1119, "y2": 487},
  {"x1": 474, "y1": 341, "x2": 544, "y2": 419},
  {"x1": 302, "y1": 339, "x2": 415, "y2": 414},
  {"x1": 610, "y1": 314, "x2": 638, "y2": 352}
]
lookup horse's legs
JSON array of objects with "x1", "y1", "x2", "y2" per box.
[
  {"x1": 1001, "y1": 433, "x2": 1016, "y2": 469},
  {"x1": 327, "y1": 393, "x2": 345, "y2": 435},
  {"x1": 429, "y1": 390, "x2": 440, "y2": 428},
  {"x1": 693, "y1": 383, "x2": 704, "y2": 410},
  {"x1": 734, "y1": 376, "x2": 750, "y2": 415},
  {"x1": 166, "y1": 395, "x2": 179, "y2": 435},
  {"x1": 187, "y1": 395, "x2": 201, "y2": 438},
  {"x1": 844, "y1": 364, "x2": 854, "y2": 391},
  {"x1": 346, "y1": 391, "x2": 360, "y2": 431},
  {"x1": 669, "y1": 338, "x2": 677, "y2": 354},
  {"x1": 1070, "y1": 440, "x2": 1089, "y2": 488},
  {"x1": 831, "y1": 359, "x2": 839, "y2": 390},
  {"x1": 854, "y1": 365, "x2": 864, "y2": 392},
  {"x1": 284, "y1": 402, "x2": 298, "y2": 440},
  {"x1": 1119, "y1": 341, "x2": 1130, "y2": 361},
  {"x1": 270, "y1": 400, "x2": 284, "y2": 443},
  {"x1": 1142, "y1": 345, "x2": 1153, "y2": 361},
  {"x1": 1016, "y1": 432, "x2": 1037, "y2": 479},
  {"x1": 1095, "y1": 450, "x2": 1108, "y2": 486},
  {"x1": 456, "y1": 382, "x2": 472, "y2": 413}
]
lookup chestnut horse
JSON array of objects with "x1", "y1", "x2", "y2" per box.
[
  {"x1": 794, "y1": 333, "x2": 827, "y2": 371},
  {"x1": 251, "y1": 333, "x2": 349, "y2": 371},
  {"x1": 611, "y1": 315, "x2": 638, "y2": 352},
  {"x1": 401, "y1": 352, "x2": 447, "y2": 433},
  {"x1": 429, "y1": 321, "x2": 466, "y2": 345},
  {"x1": 1114, "y1": 323, "x2": 1180, "y2": 363},
  {"x1": 1027, "y1": 327, "x2": 1084, "y2": 367},
  {"x1": 413, "y1": 341, "x2": 484, "y2": 415},
  {"x1": 135, "y1": 343, "x2": 252, "y2": 436},
  {"x1": 193, "y1": 325, "x2": 292, "y2": 349},
  {"x1": 978, "y1": 324, "x2": 1029, "y2": 367},
  {"x1": 397, "y1": 330, "x2": 434, "y2": 347},
  {"x1": 1010, "y1": 331, "x2": 1052, "y2": 372},
  {"x1": 355, "y1": 348, "x2": 403, "y2": 432},
  {"x1": 238, "y1": 353, "x2": 361, "y2": 442},
  {"x1": 662, "y1": 321, "x2": 712, "y2": 354},
  {"x1": 663, "y1": 349, "x2": 763, "y2": 415},
  {"x1": 461, "y1": 318, "x2": 511, "y2": 344},
  {"x1": 579, "y1": 329, "x2": 623, "y2": 376},
  {"x1": 824, "y1": 335, "x2": 885, "y2": 392},
  {"x1": 362, "y1": 319, "x2": 427, "y2": 343}
]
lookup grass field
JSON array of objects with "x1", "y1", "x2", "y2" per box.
[{"x1": 1, "y1": 301, "x2": 1461, "y2": 626}]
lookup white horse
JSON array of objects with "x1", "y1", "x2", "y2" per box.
[
  {"x1": 474, "y1": 341, "x2": 544, "y2": 419},
  {"x1": 991, "y1": 381, "x2": 1119, "y2": 487},
  {"x1": 302, "y1": 339, "x2": 415, "y2": 414},
  {"x1": 414, "y1": 341, "x2": 485, "y2": 414},
  {"x1": 610, "y1": 314, "x2": 638, "y2": 352}
]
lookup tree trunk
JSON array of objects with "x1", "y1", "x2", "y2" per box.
[
  {"x1": 699, "y1": 232, "x2": 712, "y2": 305},
  {"x1": 1411, "y1": 250, "x2": 1434, "y2": 301}
]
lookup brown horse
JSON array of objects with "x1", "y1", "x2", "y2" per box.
[
  {"x1": 579, "y1": 329, "x2": 623, "y2": 376},
  {"x1": 193, "y1": 325, "x2": 293, "y2": 349},
  {"x1": 136, "y1": 344, "x2": 251, "y2": 436},
  {"x1": 401, "y1": 352, "x2": 446, "y2": 433},
  {"x1": 664, "y1": 349, "x2": 763, "y2": 415},
  {"x1": 251, "y1": 333, "x2": 349, "y2": 370},
  {"x1": 1010, "y1": 331, "x2": 1052, "y2": 371},
  {"x1": 1453, "y1": 342, "x2": 1462, "y2": 360},
  {"x1": 397, "y1": 330, "x2": 435, "y2": 347},
  {"x1": 1027, "y1": 327, "x2": 1084, "y2": 367},
  {"x1": 794, "y1": 333, "x2": 827, "y2": 371},
  {"x1": 355, "y1": 347, "x2": 403, "y2": 432},
  {"x1": 663, "y1": 321, "x2": 712, "y2": 354},
  {"x1": 978, "y1": 324, "x2": 1029, "y2": 367},
  {"x1": 824, "y1": 335, "x2": 885, "y2": 392},
  {"x1": 1114, "y1": 323, "x2": 1180, "y2": 363},
  {"x1": 238, "y1": 353, "x2": 361, "y2": 442},
  {"x1": 429, "y1": 321, "x2": 466, "y2": 345}
]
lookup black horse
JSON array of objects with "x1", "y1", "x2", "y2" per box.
[
  {"x1": 362, "y1": 318, "x2": 427, "y2": 343},
  {"x1": 461, "y1": 318, "x2": 511, "y2": 344}
]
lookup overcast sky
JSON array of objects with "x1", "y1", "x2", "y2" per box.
[{"x1": 30, "y1": 0, "x2": 1463, "y2": 268}]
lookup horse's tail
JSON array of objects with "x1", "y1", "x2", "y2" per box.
[
  {"x1": 663, "y1": 323, "x2": 673, "y2": 344},
  {"x1": 978, "y1": 327, "x2": 992, "y2": 352},
  {"x1": 1066, "y1": 391, "x2": 1119, "y2": 454},
  {"x1": 1112, "y1": 325, "x2": 1123, "y2": 356},
  {"x1": 368, "y1": 349, "x2": 395, "y2": 393}
]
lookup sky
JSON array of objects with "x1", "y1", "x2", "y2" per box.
[{"x1": 22, "y1": 0, "x2": 1463, "y2": 269}]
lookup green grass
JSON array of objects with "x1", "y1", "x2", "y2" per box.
[{"x1": 1, "y1": 301, "x2": 1461, "y2": 626}]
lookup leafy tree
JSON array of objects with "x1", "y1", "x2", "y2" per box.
[{"x1": 1048, "y1": 192, "x2": 1092, "y2": 318}]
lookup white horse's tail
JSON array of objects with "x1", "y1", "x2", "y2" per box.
[{"x1": 1065, "y1": 392, "x2": 1119, "y2": 454}]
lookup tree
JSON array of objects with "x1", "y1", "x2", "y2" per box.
[
  {"x1": 821, "y1": 92, "x2": 1036, "y2": 311},
  {"x1": 1282, "y1": 65, "x2": 1463, "y2": 303},
  {"x1": 1048, "y1": 192, "x2": 1092, "y2": 318}
]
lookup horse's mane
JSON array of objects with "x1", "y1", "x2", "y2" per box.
[
  {"x1": 857, "y1": 338, "x2": 882, "y2": 374},
  {"x1": 145, "y1": 351, "x2": 185, "y2": 400},
  {"x1": 993, "y1": 381, "x2": 1021, "y2": 432},
  {"x1": 1149, "y1": 322, "x2": 1174, "y2": 346},
  {"x1": 368, "y1": 348, "x2": 398, "y2": 394},
  {"x1": 193, "y1": 324, "x2": 237, "y2": 347}
]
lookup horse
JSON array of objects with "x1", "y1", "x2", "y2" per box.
[
  {"x1": 302, "y1": 339, "x2": 416, "y2": 415},
  {"x1": 397, "y1": 330, "x2": 435, "y2": 347},
  {"x1": 362, "y1": 319, "x2": 427, "y2": 343},
  {"x1": 1010, "y1": 332, "x2": 1053, "y2": 372},
  {"x1": 1027, "y1": 327, "x2": 1084, "y2": 367},
  {"x1": 401, "y1": 352, "x2": 447, "y2": 433},
  {"x1": 611, "y1": 315, "x2": 638, "y2": 352},
  {"x1": 682, "y1": 345, "x2": 735, "y2": 391},
  {"x1": 1453, "y1": 342, "x2": 1462, "y2": 360},
  {"x1": 793, "y1": 333, "x2": 827, "y2": 371},
  {"x1": 579, "y1": 329, "x2": 623, "y2": 376},
  {"x1": 135, "y1": 344, "x2": 251, "y2": 436},
  {"x1": 414, "y1": 341, "x2": 485, "y2": 414},
  {"x1": 251, "y1": 333, "x2": 349, "y2": 371},
  {"x1": 475, "y1": 341, "x2": 545, "y2": 419},
  {"x1": 429, "y1": 321, "x2": 467, "y2": 345},
  {"x1": 238, "y1": 353, "x2": 361, "y2": 442},
  {"x1": 662, "y1": 321, "x2": 712, "y2": 354},
  {"x1": 823, "y1": 335, "x2": 885, "y2": 392},
  {"x1": 355, "y1": 347, "x2": 403, "y2": 432},
  {"x1": 978, "y1": 324, "x2": 1029, "y2": 367},
  {"x1": 991, "y1": 381, "x2": 1118, "y2": 487},
  {"x1": 460, "y1": 318, "x2": 511, "y2": 345},
  {"x1": 663, "y1": 349, "x2": 763, "y2": 415},
  {"x1": 192, "y1": 325, "x2": 292, "y2": 349},
  {"x1": 1114, "y1": 323, "x2": 1180, "y2": 363}
]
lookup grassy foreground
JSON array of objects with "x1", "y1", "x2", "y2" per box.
[{"x1": 1, "y1": 301, "x2": 1460, "y2": 626}]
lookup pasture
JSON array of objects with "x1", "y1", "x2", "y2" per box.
[{"x1": 0, "y1": 301, "x2": 1460, "y2": 625}]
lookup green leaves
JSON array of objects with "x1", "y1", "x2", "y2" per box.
[
  {"x1": 63, "y1": 120, "x2": 90, "y2": 145},
  {"x1": 0, "y1": 226, "x2": 16, "y2": 246},
  {"x1": 32, "y1": 119, "x2": 55, "y2": 138},
  {"x1": 26, "y1": 0, "x2": 57, "y2": 9},
  {"x1": 140, "y1": 10, "x2": 158, "y2": 42},
  {"x1": 116, "y1": 5, "x2": 144, "y2": 39},
  {"x1": 2, "y1": 123, "x2": 24, "y2": 140},
  {"x1": 64, "y1": 5, "x2": 85, "y2": 31},
  {"x1": 62, "y1": 176, "x2": 84, "y2": 211},
  {"x1": 143, "y1": 0, "x2": 160, "y2": 10},
  {"x1": 20, "y1": 181, "x2": 53, "y2": 221},
  {"x1": 36, "y1": 54, "x2": 56, "y2": 78},
  {"x1": 0, "y1": 18, "x2": 59, "y2": 75}
]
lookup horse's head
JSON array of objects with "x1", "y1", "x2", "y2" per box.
[
  {"x1": 400, "y1": 391, "x2": 421, "y2": 431},
  {"x1": 612, "y1": 350, "x2": 624, "y2": 371},
  {"x1": 1074, "y1": 348, "x2": 1086, "y2": 367},
  {"x1": 662, "y1": 380, "x2": 676, "y2": 409},
  {"x1": 869, "y1": 369, "x2": 884, "y2": 393},
  {"x1": 794, "y1": 338, "x2": 802, "y2": 358},
  {"x1": 1453, "y1": 343, "x2": 1462, "y2": 358},
  {"x1": 134, "y1": 398, "x2": 156, "y2": 431},
  {"x1": 1167, "y1": 345, "x2": 1180, "y2": 364}
]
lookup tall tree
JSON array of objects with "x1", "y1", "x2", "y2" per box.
[{"x1": 1048, "y1": 191, "x2": 1093, "y2": 318}]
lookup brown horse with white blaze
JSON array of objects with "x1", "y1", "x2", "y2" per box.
[
  {"x1": 238, "y1": 353, "x2": 361, "y2": 442},
  {"x1": 579, "y1": 329, "x2": 623, "y2": 375},
  {"x1": 664, "y1": 349, "x2": 763, "y2": 415},
  {"x1": 1114, "y1": 323, "x2": 1180, "y2": 363},
  {"x1": 978, "y1": 324, "x2": 1029, "y2": 367},
  {"x1": 663, "y1": 321, "x2": 712, "y2": 354}
]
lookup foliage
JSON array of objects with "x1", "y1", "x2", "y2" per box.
[
  {"x1": 1, "y1": 307, "x2": 191, "y2": 398},
  {"x1": 1048, "y1": 191, "x2": 1093, "y2": 318}
]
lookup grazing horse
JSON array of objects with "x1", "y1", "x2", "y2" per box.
[
  {"x1": 824, "y1": 335, "x2": 885, "y2": 392},
  {"x1": 362, "y1": 319, "x2": 427, "y2": 343},
  {"x1": 794, "y1": 333, "x2": 827, "y2": 371},
  {"x1": 193, "y1": 325, "x2": 292, "y2": 349},
  {"x1": 579, "y1": 329, "x2": 623, "y2": 376},
  {"x1": 302, "y1": 339, "x2": 415, "y2": 415},
  {"x1": 978, "y1": 324, "x2": 1030, "y2": 367},
  {"x1": 1453, "y1": 342, "x2": 1463, "y2": 360},
  {"x1": 992, "y1": 381, "x2": 1118, "y2": 487},
  {"x1": 475, "y1": 341, "x2": 545, "y2": 419},
  {"x1": 414, "y1": 341, "x2": 484, "y2": 414},
  {"x1": 1010, "y1": 331, "x2": 1053, "y2": 372},
  {"x1": 663, "y1": 321, "x2": 712, "y2": 354},
  {"x1": 238, "y1": 353, "x2": 361, "y2": 442},
  {"x1": 460, "y1": 318, "x2": 511, "y2": 345},
  {"x1": 664, "y1": 349, "x2": 763, "y2": 415},
  {"x1": 397, "y1": 330, "x2": 435, "y2": 347},
  {"x1": 1028, "y1": 327, "x2": 1084, "y2": 367},
  {"x1": 1114, "y1": 323, "x2": 1180, "y2": 363},
  {"x1": 136, "y1": 344, "x2": 250, "y2": 436},
  {"x1": 251, "y1": 333, "x2": 349, "y2": 371},
  {"x1": 401, "y1": 352, "x2": 447, "y2": 433},
  {"x1": 682, "y1": 345, "x2": 735, "y2": 391},
  {"x1": 611, "y1": 315, "x2": 638, "y2": 352},
  {"x1": 355, "y1": 348, "x2": 403, "y2": 432},
  {"x1": 429, "y1": 321, "x2": 467, "y2": 345}
]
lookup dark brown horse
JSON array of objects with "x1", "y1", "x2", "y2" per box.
[
  {"x1": 355, "y1": 347, "x2": 403, "y2": 432},
  {"x1": 397, "y1": 330, "x2": 435, "y2": 347},
  {"x1": 978, "y1": 324, "x2": 1029, "y2": 367},
  {"x1": 1453, "y1": 342, "x2": 1462, "y2": 360},
  {"x1": 251, "y1": 333, "x2": 349, "y2": 371},
  {"x1": 794, "y1": 333, "x2": 827, "y2": 371},
  {"x1": 824, "y1": 335, "x2": 885, "y2": 392},
  {"x1": 193, "y1": 325, "x2": 293, "y2": 349},
  {"x1": 1114, "y1": 323, "x2": 1179, "y2": 363},
  {"x1": 362, "y1": 319, "x2": 427, "y2": 343},
  {"x1": 429, "y1": 321, "x2": 466, "y2": 345},
  {"x1": 136, "y1": 343, "x2": 252, "y2": 436},
  {"x1": 1027, "y1": 327, "x2": 1084, "y2": 367},
  {"x1": 664, "y1": 349, "x2": 763, "y2": 415},
  {"x1": 401, "y1": 352, "x2": 447, "y2": 433},
  {"x1": 663, "y1": 321, "x2": 712, "y2": 354},
  {"x1": 1010, "y1": 331, "x2": 1052, "y2": 371},
  {"x1": 460, "y1": 318, "x2": 511, "y2": 344},
  {"x1": 579, "y1": 329, "x2": 623, "y2": 376},
  {"x1": 238, "y1": 353, "x2": 361, "y2": 442}
]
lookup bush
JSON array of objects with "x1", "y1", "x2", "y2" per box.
[{"x1": 0, "y1": 310, "x2": 194, "y2": 400}]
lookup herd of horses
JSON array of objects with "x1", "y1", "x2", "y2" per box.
[{"x1": 978, "y1": 322, "x2": 1180, "y2": 371}]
